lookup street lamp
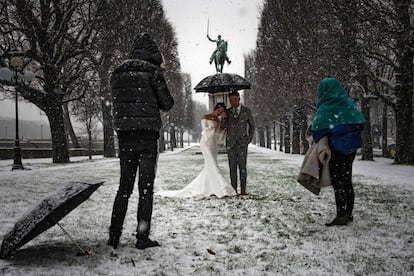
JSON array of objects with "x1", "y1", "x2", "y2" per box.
[
  {"x1": 10, "y1": 57, "x2": 25, "y2": 170},
  {"x1": 0, "y1": 56, "x2": 35, "y2": 170}
]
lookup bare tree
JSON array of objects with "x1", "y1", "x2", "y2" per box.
[
  {"x1": 362, "y1": 0, "x2": 413, "y2": 164},
  {"x1": 254, "y1": 0, "x2": 335, "y2": 151},
  {"x1": 91, "y1": 0, "x2": 183, "y2": 155},
  {"x1": 329, "y1": 0, "x2": 413, "y2": 164},
  {"x1": 0, "y1": 0, "x2": 101, "y2": 163},
  {"x1": 71, "y1": 71, "x2": 101, "y2": 160},
  {"x1": 181, "y1": 73, "x2": 193, "y2": 130},
  {"x1": 254, "y1": 0, "x2": 413, "y2": 163}
]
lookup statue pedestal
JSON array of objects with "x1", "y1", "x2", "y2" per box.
[{"x1": 208, "y1": 92, "x2": 229, "y2": 110}]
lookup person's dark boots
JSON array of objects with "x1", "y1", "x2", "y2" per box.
[
  {"x1": 325, "y1": 216, "x2": 349, "y2": 227},
  {"x1": 136, "y1": 236, "x2": 160, "y2": 250},
  {"x1": 108, "y1": 231, "x2": 121, "y2": 249}
]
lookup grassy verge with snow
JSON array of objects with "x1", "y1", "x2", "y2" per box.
[{"x1": 0, "y1": 146, "x2": 412, "y2": 275}]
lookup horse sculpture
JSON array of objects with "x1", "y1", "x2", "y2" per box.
[
  {"x1": 206, "y1": 24, "x2": 231, "y2": 73},
  {"x1": 213, "y1": 40, "x2": 229, "y2": 73}
]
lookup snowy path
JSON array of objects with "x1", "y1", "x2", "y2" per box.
[
  {"x1": 0, "y1": 145, "x2": 413, "y2": 275},
  {"x1": 252, "y1": 146, "x2": 414, "y2": 192}
]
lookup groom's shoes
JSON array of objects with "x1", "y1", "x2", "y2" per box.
[
  {"x1": 325, "y1": 215, "x2": 349, "y2": 227},
  {"x1": 240, "y1": 188, "x2": 248, "y2": 196}
]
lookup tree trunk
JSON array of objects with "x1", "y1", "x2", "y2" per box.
[
  {"x1": 171, "y1": 127, "x2": 176, "y2": 149},
  {"x1": 279, "y1": 124, "x2": 284, "y2": 152},
  {"x1": 159, "y1": 129, "x2": 165, "y2": 153},
  {"x1": 46, "y1": 105, "x2": 70, "y2": 163},
  {"x1": 258, "y1": 127, "x2": 265, "y2": 147},
  {"x1": 381, "y1": 104, "x2": 388, "y2": 157},
  {"x1": 99, "y1": 54, "x2": 116, "y2": 158},
  {"x1": 284, "y1": 128, "x2": 290, "y2": 153},
  {"x1": 284, "y1": 116, "x2": 290, "y2": 153},
  {"x1": 180, "y1": 128, "x2": 184, "y2": 148},
  {"x1": 393, "y1": 45, "x2": 413, "y2": 162},
  {"x1": 63, "y1": 103, "x2": 81, "y2": 148},
  {"x1": 393, "y1": 0, "x2": 414, "y2": 165},
  {"x1": 292, "y1": 112, "x2": 301, "y2": 154},
  {"x1": 361, "y1": 96, "x2": 374, "y2": 160},
  {"x1": 252, "y1": 129, "x2": 257, "y2": 145},
  {"x1": 88, "y1": 128, "x2": 92, "y2": 160},
  {"x1": 301, "y1": 122, "x2": 309, "y2": 155},
  {"x1": 356, "y1": 72, "x2": 374, "y2": 161},
  {"x1": 266, "y1": 125, "x2": 271, "y2": 149},
  {"x1": 394, "y1": 79, "x2": 414, "y2": 164},
  {"x1": 102, "y1": 97, "x2": 116, "y2": 157}
]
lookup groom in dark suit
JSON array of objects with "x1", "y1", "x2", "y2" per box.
[{"x1": 222, "y1": 91, "x2": 255, "y2": 195}]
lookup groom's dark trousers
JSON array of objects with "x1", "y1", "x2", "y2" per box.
[{"x1": 227, "y1": 143, "x2": 248, "y2": 193}]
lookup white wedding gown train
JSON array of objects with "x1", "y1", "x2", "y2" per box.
[{"x1": 156, "y1": 119, "x2": 236, "y2": 198}]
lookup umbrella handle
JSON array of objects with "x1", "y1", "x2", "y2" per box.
[{"x1": 56, "y1": 221, "x2": 87, "y2": 255}]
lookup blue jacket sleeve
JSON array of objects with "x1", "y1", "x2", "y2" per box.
[{"x1": 312, "y1": 124, "x2": 364, "y2": 154}]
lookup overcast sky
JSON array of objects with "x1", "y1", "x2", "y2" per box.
[
  {"x1": 161, "y1": 0, "x2": 264, "y2": 103},
  {"x1": 0, "y1": 0, "x2": 263, "y2": 121}
]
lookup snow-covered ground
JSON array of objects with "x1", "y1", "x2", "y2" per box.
[{"x1": 0, "y1": 145, "x2": 413, "y2": 275}]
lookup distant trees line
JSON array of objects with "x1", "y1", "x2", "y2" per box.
[{"x1": 247, "y1": 0, "x2": 413, "y2": 164}]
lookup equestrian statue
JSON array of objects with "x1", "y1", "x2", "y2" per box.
[{"x1": 207, "y1": 33, "x2": 231, "y2": 73}]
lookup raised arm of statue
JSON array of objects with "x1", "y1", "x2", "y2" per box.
[{"x1": 207, "y1": 34, "x2": 215, "y2": 42}]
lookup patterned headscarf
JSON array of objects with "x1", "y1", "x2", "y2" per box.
[{"x1": 311, "y1": 77, "x2": 365, "y2": 131}]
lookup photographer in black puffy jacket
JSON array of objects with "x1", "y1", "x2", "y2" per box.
[{"x1": 108, "y1": 33, "x2": 174, "y2": 250}]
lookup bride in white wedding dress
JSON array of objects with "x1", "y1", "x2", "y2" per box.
[{"x1": 156, "y1": 103, "x2": 237, "y2": 198}]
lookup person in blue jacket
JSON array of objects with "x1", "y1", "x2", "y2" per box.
[{"x1": 311, "y1": 77, "x2": 365, "y2": 226}]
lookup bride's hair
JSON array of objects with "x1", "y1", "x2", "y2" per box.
[{"x1": 214, "y1": 102, "x2": 226, "y2": 110}]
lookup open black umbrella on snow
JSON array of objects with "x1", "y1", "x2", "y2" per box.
[
  {"x1": 0, "y1": 181, "x2": 103, "y2": 259},
  {"x1": 194, "y1": 73, "x2": 251, "y2": 93}
]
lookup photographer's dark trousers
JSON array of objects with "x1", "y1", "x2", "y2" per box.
[
  {"x1": 329, "y1": 150, "x2": 356, "y2": 217},
  {"x1": 110, "y1": 136, "x2": 158, "y2": 239}
]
